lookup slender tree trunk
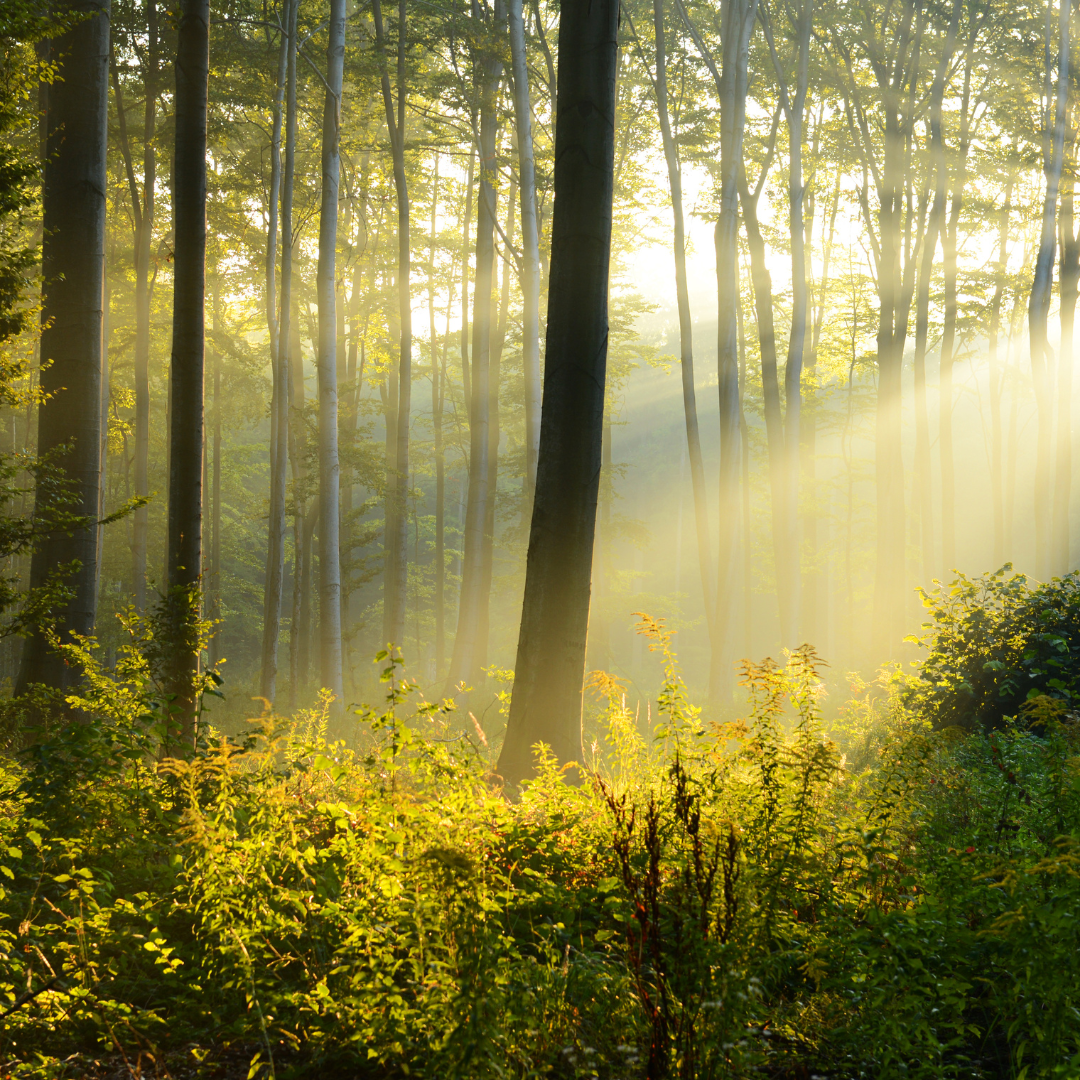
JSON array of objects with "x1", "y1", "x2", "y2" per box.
[
  {"x1": 316, "y1": 0, "x2": 346, "y2": 704},
  {"x1": 1056, "y1": 164, "x2": 1078, "y2": 574},
  {"x1": 127, "y1": 0, "x2": 156, "y2": 613},
  {"x1": 762, "y1": 0, "x2": 812, "y2": 645},
  {"x1": 447, "y1": 3, "x2": 503, "y2": 692},
  {"x1": 509, "y1": 0, "x2": 541, "y2": 501},
  {"x1": 677, "y1": 0, "x2": 758, "y2": 695},
  {"x1": 1030, "y1": 0, "x2": 1069, "y2": 580},
  {"x1": 498, "y1": 0, "x2": 619, "y2": 788},
  {"x1": 208, "y1": 293, "x2": 222, "y2": 671},
  {"x1": 477, "y1": 170, "x2": 515, "y2": 668},
  {"x1": 739, "y1": 157, "x2": 794, "y2": 646},
  {"x1": 374, "y1": 0, "x2": 411, "y2": 650},
  {"x1": 18, "y1": 0, "x2": 110, "y2": 698},
  {"x1": 163, "y1": 0, "x2": 209, "y2": 749},
  {"x1": 989, "y1": 162, "x2": 1015, "y2": 568},
  {"x1": 939, "y1": 54, "x2": 972, "y2": 574},
  {"x1": 460, "y1": 146, "x2": 475, "y2": 416},
  {"x1": 644, "y1": 0, "x2": 715, "y2": 651},
  {"x1": 428, "y1": 156, "x2": 446, "y2": 678},
  {"x1": 260, "y1": 0, "x2": 292, "y2": 703}
]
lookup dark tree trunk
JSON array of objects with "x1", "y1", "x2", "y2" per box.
[
  {"x1": 317, "y1": 0, "x2": 346, "y2": 704},
  {"x1": 163, "y1": 0, "x2": 210, "y2": 749},
  {"x1": 260, "y1": 0, "x2": 293, "y2": 703},
  {"x1": 18, "y1": 0, "x2": 110, "y2": 698},
  {"x1": 497, "y1": 0, "x2": 619, "y2": 788}
]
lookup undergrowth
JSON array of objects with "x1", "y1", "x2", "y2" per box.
[{"x1": 1, "y1": 606, "x2": 1080, "y2": 1078}]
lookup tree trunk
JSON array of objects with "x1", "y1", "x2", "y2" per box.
[
  {"x1": 316, "y1": 0, "x2": 346, "y2": 705},
  {"x1": 374, "y1": 0, "x2": 411, "y2": 650},
  {"x1": 477, "y1": 169, "x2": 516, "y2": 669},
  {"x1": 208, "y1": 291, "x2": 222, "y2": 672},
  {"x1": 676, "y1": 0, "x2": 758, "y2": 696},
  {"x1": 260, "y1": 0, "x2": 293, "y2": 703},
  {"x1": 163, "y1": 0, "x2": 209, "y2": 749},
  {"x1": 508, "y1": 0, "x2": 541, "y2": 501},
  {"x1": 1029, "y1": 0, "x2": 1069, "y2": 580},
  {"x1": 429, "y1": 156, "x2": 447, "y2": 678},
  {"x1": 989, "y1": 160, "x2": 1015, "y2": 568},
  {"x1": 762, "y1": 0, "x2": 812, "y2": 645},
  {"x1": 18, "y1": 0, "x2": 110, "y2": 698},
  {"x1": 460, "y1": 146, "x2": 475, "y2": 416},
  {"x1": 645, "y1": 0, "x2": 716, "y2": 651},
  {"x1": 1056, "y1": 164, "x2": 1078, "y2": 575},
  {"x1": 113, "y1": 0, "x2": 156, "y2": 614},
  {"x1": 939, "y1": 51, "x2": 972, "y2": 574},
  {"x1": 497, "y1": 0, "x2": 619, "y2": 788},
  {"x1": 447, "y1": 2, "x2": 503, "y2": 693}
]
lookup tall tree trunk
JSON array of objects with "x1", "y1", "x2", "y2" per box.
[
  {"x1": 477, "y1": 169, "x2": 515, "y2": 668},
  {"x1": 113, "y1": 0, "x2": 156, "y2": 613},
  {"x1": 18, "y1": 0, "x2": 110, "y2": 698},
  {"x1": 164, "y1": 0, "x2": 209, "y2": 748},
  {"x1": 317, "y1": 0, "x2": 346, "y2": 704},
  {"x1": 939, "y1": 51, "x2": 972, "y2": 573},
  {"x1": 676, "y1": 0, "x2": 759, "y2": 696},
  {"x1": 1056, "y1": 163, "x2": 1078, "y2": 575},
  {"x1": 739, "y1": 163, "x2": 794, "y2": 646},
  {"x1": 642, "y1": 0, "x2": 716, "y2": 651},
  {"x1": 447, "y1": 2, "x2": 503, "y2": 693},
  {"x1": 374, "y1": 0, "x2": 411, "y2": 650},
  {"x1": 428, "y1": 155, "x2": 446, "y2": 678},
  {"x1": 508, "y1": 0, "x2": 541, "y2": 501},
  {"x1": 497, "y1": 0, "x2": 619, "y2": 788},
  {"x1": 208, "y1": 290, "x2": 222, "y2": 671},
  {"x1": 762, "y1": 0, "x2": 812, "y2": 645},
  {"x1": 460, "y1": 146, "x2": 475, "y2": 416},
  {"x1": 260, "y1": 0, "x2": 293, "y2": 703},
  {"x1": 1030, "y1": 0, "x2": 1069, "y2": 580},
  {"x1": 989, "y1": 161, "x2": 1016, "y2": 568}
]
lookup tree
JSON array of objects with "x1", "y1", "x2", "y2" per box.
[
  {"x1": 316, "y1": 0, "x2": 346, "y2": 706},
  {"x1": 260, "y1": 0, "x2": 294, "y2": 704},
  {"x1": 498, "y1": 0, "x2": 621, "y2": 789},
  {"x1": 163, "y1": 0, "x2": 209, "y2": 748},
  {"x1": 17, "y1": 0, "x2": 110, "y2": 698}
]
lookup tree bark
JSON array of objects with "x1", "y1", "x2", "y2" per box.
[
  {"x1": 374, "y1": 0, "x2": 411, "y2": 650},
  {"x1": 164, "y1": 0, "x2": 209, "y2": 748},
  {"x1": 497, "y1": 0, "x2": 619, "y2": 788},
  {"x1": 317, "y1": 0, "x2": 346, "y2": 705},
  {"x1": 18, "y1": 0, "x2": 110, "y2": 698},
  {"x1": 260, "y1": 0, "x2": 292, "y2": 703},
  {"x1": 208, "y1": 284, "x2": 222, "y2": 672}
]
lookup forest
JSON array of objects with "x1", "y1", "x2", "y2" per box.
[{"x1": 3, "y1": 0, "x2": 1080, "y2": 1072}]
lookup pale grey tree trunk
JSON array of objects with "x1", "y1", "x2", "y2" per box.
[
  {"x1": 508, "y1": 0, "x2": 541, "y2": 501},
  {"x1": 260, "y1": 0, "x2": 292, "y2": 703},
  {"x1": 316, "y1": 0, "x2": 346, "y2": 705}
]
